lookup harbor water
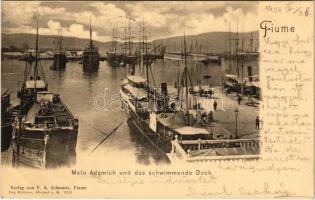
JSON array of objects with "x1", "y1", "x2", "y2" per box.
[{"x1": 1, "y1": 58, "x2": 224, "y2": 165}]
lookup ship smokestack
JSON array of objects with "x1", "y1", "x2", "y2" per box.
[
  {"x1": 161, "y1": 82, "x2": 168, "y2": 96},
  {"x1": 247, "y1": 66, "x2": 253, "y2": 82}
]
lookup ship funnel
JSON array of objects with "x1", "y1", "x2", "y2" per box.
[
  {"x1": 247, "y1": 66, "x2": 252, "y2": 82},
  {"x1": 161, "y1": 82, "x2": 168, "y2": 96}
]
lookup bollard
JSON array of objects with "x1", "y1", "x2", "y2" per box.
[
  {"x1": 187, "y1": 149, "x2": 191, "y2": 158},
  {"x1": 171, "y1": 143, "x2": 175, "y2": 157},
  {"x1": 198, "y1": 138, "x2": 201, "y2": 150}
]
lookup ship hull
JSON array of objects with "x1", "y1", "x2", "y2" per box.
[
  {"x1": 12, "y1": 127, "x2": 78, "y2": 169},
  {"x1": 83, "y1": 52, "x2": 100, "y2": 72},
  {"x1": 127, "y1": 108, "x2": 172, "y2": 154},
  {"x1": 120, "y1": 90, "x2": 172, "y2": 153},
  {"x1": 1, "y1": 91, "x2": 13, "y2": 151},
  {"x1": 1, "y1": 118, "x2": 13, "y2": 152},
  {"x1": 52, "y1": 53, "x2": 67, "y2": 70},
  {"x1": 14, "y1": 90, "x2": 79, "y2": 168},
  {"x1": 107, "y1": 53, "x2": 123, "y2": 67},
  {"x1": 122, "y1": 55, "x2": 138, "y2": 66}
]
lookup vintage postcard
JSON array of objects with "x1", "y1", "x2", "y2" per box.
[{"x1": 0, "y1": 1, "x2": 314, "y2": 198}]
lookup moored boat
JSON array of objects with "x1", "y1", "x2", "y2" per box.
[
  {"x1": 13, "y1": 91, "x2": 79, "y2": 168},
  {"x1": 51, "y1": 32, "x2": 67, "y2": 70},
  {"x1": 1, "y1": 89, "x2": 14, "y2": 152},
  {"x1": 107, "y1": 27, "x2": 123, "y2": 67},
  {"x1": 12, "y1": 20, "x2": 79, "y2": 169},
  {"x1": 107, "y1": 52, "x2": 123, "y2": 67},
  {"x1": 52, "y1": 52, "x2": 67, "y2": 70},
  {"x1": 82, "y1": 19, "x2": 99, "y2": 72},
  {"x1": 120, "y1": 34, "x2": 260, "y2": 162}
]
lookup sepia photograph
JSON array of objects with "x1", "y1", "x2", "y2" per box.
[
  {"x1": 0, "y1": 1, "x2": 313, "y2": 199},
  {"x1": 1, "y1": 1, "x2": 261, "y2": 168}
]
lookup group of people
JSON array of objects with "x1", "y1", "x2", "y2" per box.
[
  {"x1": 200, "y1": 111, "x2": 214, "y2": 127},
  {"x1": 192, "y1": 93, "x2": 261, "y2": 131}
]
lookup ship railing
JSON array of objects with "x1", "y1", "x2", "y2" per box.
[{"x1": 169, "y1": 136, "x2": 260, "y2": 162}]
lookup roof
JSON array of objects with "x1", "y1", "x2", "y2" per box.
[
  {"x1": 248, "y1": 75, "x2": 259, "y2": 78},
  {"x1": 26, "y1": 80, "x2": 46, "y2": 89},
  {"x1": 36, "y1": 91, "x2": 53, "y2": 95},
  {"x1": 225, "y1": 74, "x2": 238, "y2": 78},
  {"x1": 174, "y1": 126, "x2": 209, "y2": 135},
  {"x1": 123, "y1": 85, "x2": 147, "y2": 100},
  {"x1": 2, "y1": 88, "x2": 8, "y2": 96},
  {"x1": 190, "y1": 85, "x2": 215, "y2": 92},
  {"x1": 127, "y1": 75, "x2": 146, "y2": 84},
  {"x1": 165, "y1": 86, "x2": 177, "y2": 95},
  {"x1": 246, "y1": 81, "x2": 260, "y2": 88},
  {"x1": 189, "y1": 146, "x2": 260, "y2": 157}
]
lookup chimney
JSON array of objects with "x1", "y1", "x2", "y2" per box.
[
  {"x1": 161, "y1": 82, "x2": 168, "y2": 96},
  {"x1": 247, "y1": 66, "x2": 253, "y2": 82}
]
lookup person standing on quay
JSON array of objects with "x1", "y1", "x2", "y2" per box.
[
  {"x1": 255, "y1": 116, "x2": 260, "y2": 130},
  {"x1": 208, "y1": 111, "x2": 214, "y2": 124},
  {"x1": 237, "y1": 95, "x2": 242, "y2": 105},
  {"x1": 213, "y1": 100, "x2": 217, "y2": 111}
]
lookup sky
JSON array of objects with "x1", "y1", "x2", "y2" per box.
[{"x1": 2, "y1": 1, "x2": 259, "y2": 42}]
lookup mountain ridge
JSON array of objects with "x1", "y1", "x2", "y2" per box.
[{"x1": 2, "y1": 31, "x2": 259, "y2": 54}]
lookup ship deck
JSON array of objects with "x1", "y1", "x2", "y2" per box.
[
  {"x1": 1, "y1": 145, "x2": 13, "y2": 166},
  {"x1": 24, "y1": 99, "x2": 74, "y2": 128},
  {"x1": 188, "y1": 146, "x2": 259, "y2": 157},
  {"x1": 158, "y1": 112, "x2": 233, "y2": 139}
]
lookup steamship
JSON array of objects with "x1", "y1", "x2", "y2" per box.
[
  {"x1": 120, "y1": 35, "x2": 260, "y2": 162},
  {"x1": 1, "y1": 89, "x2": 14, "y2": 152},
  {"x1": 82, "y1": 19, "x2": 100, "y2": 72},
  {"x1": 51, "y1": 32, "x2": 67, "y2": 70},
  {"x1": 12, "y1": 21, "x2": 79, "y2": 169}
]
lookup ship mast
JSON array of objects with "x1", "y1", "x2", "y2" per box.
[
  {"x1": 236, "y1": 17, "x2": 239, "y2": 78},
  {"x1": 146, "y1": 40, "x2": 149, "y2": 98},
  {"x1": 144, "y1": 23, "x2": 149, "y2": 98},
  {"x1": 241, "y1": 23, "x2": 244, "y2": 95},
  {"x1": 140, "y1": 20, "x2": 145, "y2": 74},
  {"x1": 58, "y1": 29, "x2": 63, "y2": 51},
  {"x1": 34, "y1": 19, "x2": 39, "y2": 91},
  {"x1": 241, "y1": 23, "x2": 244, "y2": 51},
  {"x1": 126, "y1": 16, "x2": 135, "y2": 56},
  {"x1": 228, "y1": 21, "x2": 232, "y2": 70},
  {"x1": 128, "y1": 18, "x2": 131, "y2": 55},
  {"x1": 111, "y1": 28, "x2": 114, "y2": 52},
  {"x1": 114, "y1": 27, "x2": 118, "y2": 53},
  {"x1": 174, "y1": 42, "x2": 176, "y2": 52},
  {"x1": 250, "y1": 32, "x2": 254, "y2": 52},
  {"x1": 89, "y1": 17, "x2": 93, "y2": 50},
  {"x1": 183, "y1": 31, "x2": 189, "y2": 124}
]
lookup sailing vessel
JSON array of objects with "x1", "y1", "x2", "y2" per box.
[
  {"x1": 51, "y1": 31, "x2": 67, "y2": 70},
  {"x1": 120, "y1": 33, "x2": 260, "y2": 162},
  {"x1": 107, "y1": 27, "x2": 123, "y2": 67},
  {"x1": 1, "y1": 89, "x2": 14, "y2": 152},
  {"x1": 12, "y1": 21, "x2": 79, "y2": 169},
  {"x1": 120, "y1": 17, "x2": 138, "y2": 67},
  {"x1": 82, "y1": 19, "x2": 100, "y2": 72}
]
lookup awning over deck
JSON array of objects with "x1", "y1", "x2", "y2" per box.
[
  {"x1": 127, "y1": 75, "x2": 147, "y2": 84},
  {"x1": 174, "y1": 126, "x2": 209, "y2": 135},
  {"x1": 26, "y1": 80, "x2": 46, "y2": 89},
  {"x1": 123, "y1": 85, "x2": 147, "y2": 100},
  {"x1": 246, "y1": 81, "x2": 260, "y2": 88},
  {"x1": 225, "y1": 74, "x2": 238, "y2": 78}
]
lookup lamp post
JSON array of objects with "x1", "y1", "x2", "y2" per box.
[{"x1": 234, "y1": 108, "x2": 239, "y2": 139}]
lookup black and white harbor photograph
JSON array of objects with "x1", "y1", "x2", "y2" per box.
[{"x1": 1, "y1": 1, "x2": 261, "y2": 168}]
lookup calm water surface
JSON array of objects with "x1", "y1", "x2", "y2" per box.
[{"x1": 1, "y1": 58, "x2": 222, "y2": 165}]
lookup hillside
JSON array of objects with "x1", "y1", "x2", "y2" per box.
[
  {"x1": 1, "y1": 33, "x2": 111, "y2": 53},
  {"x1": 2, "y1": 31, "x2": 258, "y2": 54},
  {"x1": 156, "y1": 31, "x2": 259, "y2": 53}
]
